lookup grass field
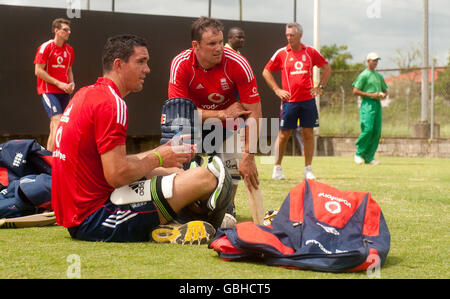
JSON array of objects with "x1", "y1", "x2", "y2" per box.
[{"x1": 0, "y1": 156, "x2": 449, "y2": 279}]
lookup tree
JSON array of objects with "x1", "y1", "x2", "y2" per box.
[
  {"x1": 321, "y1": 44, "x2": 353, "y2": 70},
  {"x1": 391, "y1": 43, "x2": 422, "y2": 73}
]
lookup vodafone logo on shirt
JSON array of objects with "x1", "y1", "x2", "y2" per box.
[
  {"x1": 290, "y1": 61, "x2": 307, "y2": 75},
  {"x1": 52, "y1": 56, "x2": 66, "y2": 69},
  {"x1": 208, "y1": 93, "x2": 225, "y2": 103}
]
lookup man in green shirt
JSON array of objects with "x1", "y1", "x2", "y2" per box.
[{"x1": 352, "y1": 52, "x2": 388, "y2": 165}]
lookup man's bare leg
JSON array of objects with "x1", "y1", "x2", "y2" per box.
[
  {"x1": 272, "y1": 129, "x2": 292, "y2": 180},
  {"x1": 274, "y1": 129, "x2": 292, "y2": 165},
  {"x1": 159, "y1": 167, "x2": 216, "y2": 223},
  {"x1": 47, "y1": 115, "x2": 62, "y2": 151},
  {"x1": 301, "y1": 127, "x2": 316, "y2": 180},
  {"x1": 302, "y1": 128, "x2": 314, "y2": 167}
]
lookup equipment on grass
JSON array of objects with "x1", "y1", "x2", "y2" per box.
[
  {"x1": 209, "y1": 179, "x2": 390, "y2": 273},
  {"x1": 173, "y1": 156, "x2": 233, "y2": 229},
  {"x1": 246, "y1": 185, "x2": 264, "y2": 225},
  {"x1": 160, "y1": 97, "x2": 202, "y2": 170},
  {"x1": 0, "y1": 211, "x2": 55, "y2": 229},
  {"x1": 263, "y1": 209, "x2": 279, "y2": 226},
  {"x1": 151, "y1": 220, "x2": 215, "y2": 245},
  {"x1": 0, "y1": 139, "x2": 53, "y2": 219},
  {"x1": 110, "y1": 179, "x2": 152, "y2": 206},
  {"x1": 205, "y1": 156, "x2": 233, "y2": 228}
]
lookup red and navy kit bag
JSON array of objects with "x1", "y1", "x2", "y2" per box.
[
  {"x1": 209, "y1": 179, "x2": 390, "y2": 273},
  {"x1": 0, "y1": 139, "x2": 52, "y2": 218}
]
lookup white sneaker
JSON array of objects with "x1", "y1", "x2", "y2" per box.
[
  {"x1": 368, "y1": 159, "x2": 380, "y2": 165},
  {"x1": 303, "y1": 165, "x2": 316, "y2": 180},
  {"x1": 272, "y1": 165, "x2": 286, "y2": 180},
  {"x1": 354, "y1": 155, "x2": 364, "y2": 165}
]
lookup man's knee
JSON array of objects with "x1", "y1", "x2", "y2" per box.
[
  {"x1": 184, "y1": 167, "x2": 216, "y2": 191},
  {"x1": 302, "y1": 128, "x2": 314, "y2": 141},
  {"x1": 50, "y1": 115, "x2": 62, "y2": 129},
  {"x1": 278, "y1": 130, "x2": 292, "y2": 143}
]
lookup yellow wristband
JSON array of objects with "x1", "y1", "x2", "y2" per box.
[{"x1": 153, "y1": 152, "x2": 163, "y2": 167}]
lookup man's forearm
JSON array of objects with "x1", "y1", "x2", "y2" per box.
[
  {"x1": 353, "y1": 87, "x2": 381, "y2": 99},
  {"x1": 68, "y1": 67, "x2": 74, "y2": 84},
  {"x1": 102, "y1": 146, "x2": 162, "y2": 188},
  {"x1": 35, "y1": 67, "x2": 60, "y2": 86},
  {"x1": 198, "y1": 108, "x2": 226, "y2": 122},
  {"x1": 319, "y1": 64, "x2": 331, "y2": 87},
  {"x1": 241, "y1": 102, "x2": 262, "y2": 154},
  {"x1": 262, "y1": 69, "x2": 281, "y2": 93}
]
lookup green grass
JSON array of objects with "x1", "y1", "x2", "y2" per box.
[{"x1": 1, "y1": 156, "x2": 449, "y2": 279}]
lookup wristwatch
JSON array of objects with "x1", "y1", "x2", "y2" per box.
[{"x1": 318, "y1": 84, "x2": 324, "y2": 89}]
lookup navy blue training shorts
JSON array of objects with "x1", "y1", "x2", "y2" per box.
[
  {"x1": 41, "y1": 93, "x2": 70, "y2": 117},
  {"x1": 279, "y1": 98, "x2": 319, "y2": 130},
  {"x1": 67, "y1": 175, "x2": 179, "y2": 242},
  {"x1": 68, "y1": 199, "x2": 161, "y2": 242}
]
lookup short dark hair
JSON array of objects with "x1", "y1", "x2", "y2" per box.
[
  {"x1": 227, "y1": 27, "x2": 244, "y2": 39},
  {"x1": 102, "y1": 34, "x2": 148, "y2": 73},
  {"x1": 52, "y1": 18, "x2": 70, "y2": 33},
  {"x1": 191, "y1": 17, "x2": 224, "y2": 42}
]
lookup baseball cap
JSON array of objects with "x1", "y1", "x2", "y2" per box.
[{"x1": 366, "y1": 52, "x2": 381, "y2": 60}]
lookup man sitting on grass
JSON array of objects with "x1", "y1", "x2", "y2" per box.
[{"x1": 51, "y1": 34, "x2": 232, "y2": 243}]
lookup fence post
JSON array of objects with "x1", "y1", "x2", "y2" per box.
[
  {"x1": 405, "y1": 86, "x2": 410, "y2": 134},
  {"x1": 430, "y1": 62, "x2": 434, "y2": 140},
  {"x1": 340, "y1": 85, "x2": 345, "y2": 135}
]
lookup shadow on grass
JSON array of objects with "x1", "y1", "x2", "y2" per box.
[{"x1": 382, "y1": 255, "x2": 403, "y2": 269}]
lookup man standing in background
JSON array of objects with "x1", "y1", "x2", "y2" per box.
[
  {"x1": 352, "y1": 52, "x2": 388, "y2": 165},
  {"x1": 34, "y1": 18, "x2": 75, "y2": 151},
  {"x1": 225, "y1": 27, "x2": 245, "y2": 54},
  {"x1": 262, "y1": 22, "x2": 330, "y2": 180}
]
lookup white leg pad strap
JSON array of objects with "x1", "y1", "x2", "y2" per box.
[
  {"x1": 110, "y1": 173, "x2": 176, "y2": 206},
  {"x1": 160, "y1": 173, "x2": 176, "y2": 199}
]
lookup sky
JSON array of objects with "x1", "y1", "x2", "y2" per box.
[{"x1": 1, "y1": 0, "x2": 449, "y2": 68}]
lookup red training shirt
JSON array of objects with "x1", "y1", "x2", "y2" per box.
[
  {"x1": 264, "y1": 43, "x2": 328, "y2": 102},
  {"x1": 34, "y1": 39, "x2": 74, "y2": 95},
  {"x1": 168, "y1": 47, "x2": 261, "y2": 111},
  {"x1": 51, "y1": 77, "x2": 127, "y2": 228}
]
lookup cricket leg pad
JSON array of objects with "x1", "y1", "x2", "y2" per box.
[{"x1": 205, "y1": 156, "x2": 233, "y2": 229}]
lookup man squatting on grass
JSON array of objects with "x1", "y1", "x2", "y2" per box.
[
  {"x1": 169, "y1": 17, "x2": 262, "y2": 222},
  {"x1": 51, "y1": 35, "x2": 231, "y2": 242}
]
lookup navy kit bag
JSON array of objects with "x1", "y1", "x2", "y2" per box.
[
  {"x1": 209, "y1": 179, "x2": 390, "y2": 273},
  {"x1": 0, "y1": 139, "x2": 52, "y2": 218}
]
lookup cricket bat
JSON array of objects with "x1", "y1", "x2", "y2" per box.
[
  {"x1": 0, "y1": 211, "x2": 56, "y2": 229},
  {"x1": 245, "y1": 185, "x2": 265, "y2": 225}
]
